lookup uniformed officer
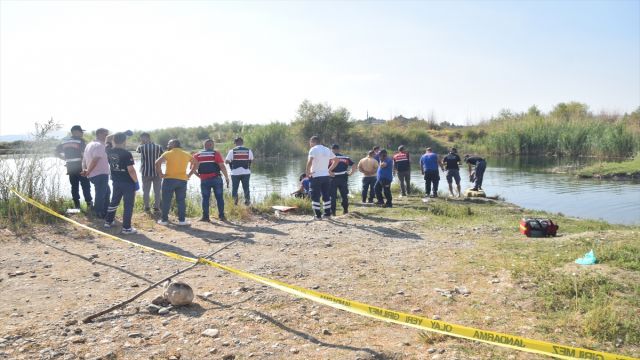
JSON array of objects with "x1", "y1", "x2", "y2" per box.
[
  {"x1": 329, "y1": 144, "x2": 356, "y2": 215},
  {"x1": 55, "y1": 125, "x2": 93, "y2": 209}
]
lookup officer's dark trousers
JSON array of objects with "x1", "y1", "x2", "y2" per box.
[
  {"x1": 330, "y1": 176, "x2": 349, "y2": 215},
  {"x1": 473, "y1": 160, "x2": 486, "y2": 190},
  {"x1": 310, "y1": 176, "x2": 332, "y2": 218},
  {"x1": 374, "y1": 178, "x2": 392, "y2": 206},
  {"x1": 423, "y1": 169, "x2": 440, "y2": 196},
  {"x1": 68, "y1": 173, "x2": 92, "y2": 208}
]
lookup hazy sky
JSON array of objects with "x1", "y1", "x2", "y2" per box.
[{"x1": 1, "y1": 0, "x2": 638, "y2": 136}]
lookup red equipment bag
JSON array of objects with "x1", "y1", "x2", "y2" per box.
[{"x1": 519, "y1": 218, "x2": 559, "y2": 237}]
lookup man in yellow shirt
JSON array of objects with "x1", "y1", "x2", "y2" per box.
[{"x1": 155, "y1": 139, "x2": 198, "y2": 225}]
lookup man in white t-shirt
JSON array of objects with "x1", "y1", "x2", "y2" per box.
[
  {"x1": 305, "y1": 136, "x2": 338, "y2": 220},
  {"x1": 225, "y1": 137, "x2": 254, "y2": 205}
]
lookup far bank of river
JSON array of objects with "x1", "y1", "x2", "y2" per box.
[{"x1": 2, "y1": 155, "x2": 639, "y2": 225}]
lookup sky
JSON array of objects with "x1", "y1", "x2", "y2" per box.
[{"x1": 0, "y1": 0, "x2": 639, "y2": 136}]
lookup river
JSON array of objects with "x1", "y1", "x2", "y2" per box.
[{"x1": 2, "y1": 155, "x2": 639, "y2": 225}]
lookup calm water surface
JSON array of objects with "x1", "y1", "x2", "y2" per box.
[{"x1": 3, "y1": 155, "x2": 639, "y2": 225}]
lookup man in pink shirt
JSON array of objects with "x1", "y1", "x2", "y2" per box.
[{"x1": 82, "y1": 128, "x2": 111, "y2": 218}]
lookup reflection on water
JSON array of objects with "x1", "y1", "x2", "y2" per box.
[{"x1": 2, "y1": 155, "x2": 639, "y2": 225}]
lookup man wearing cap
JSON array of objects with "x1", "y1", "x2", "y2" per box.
[
  {"x1": 329, "y1": 144, "x2": 356, "y2": 216},
  {"x1": 137, "y1": 132, "x2": 164, "y2": 212},
  {"x1": 82, "y1": 128, "x2": 111, "y2": 218},
  {"x1": 441, "y1": 147, "x2": 462, "y2": 197},
  {"x1": 103, "y1": 132, "x2": 140, "y2": 234},
  {"x1": 155, "y1": 139, "x2": 199, "y2": 226},
  {"x1": 225, "y1": 137, "x2": 253, "y2": 206},
  {"x1": 420, "y1": 147, "x2": 444, "y2": 198},
  {"x1": 393, "y1": 145, "x2": 411, "y2": 197},
  {"x1": 55, "y1": 125, "x2": 93, "y2": 209},
  {"x1": 306, "y1": 136, "x2": 339, "y2": 220},
  {"x1": 195, "y1": 139, "x2": 230, "y2": 222}
]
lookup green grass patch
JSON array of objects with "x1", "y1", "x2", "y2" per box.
[{"x1": 577, "y1": 156, "x2": 640, "y2": 178}]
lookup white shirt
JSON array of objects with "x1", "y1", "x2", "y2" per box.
[
  {"x1": 225, "y1": 148, "x2": 254, "y2": 176},
  {"x1": 308, "y1": 145, "x2": 335, "y2": 177}
]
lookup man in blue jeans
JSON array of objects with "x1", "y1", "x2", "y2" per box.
[
  {"x1": 81, "y1": 128, "x2": 111, "y2": 218},
  {"x1": 155, "y1": 139, "x2": 198, "y2": 226},
  {"x1": 374, "y1": 149, "x2": 393, "y2": 207},
  {"x1": 464, "y1": 154, "x2": 487, "y2": 191},
  {"x1": 103, "y1": 132, "x2": 140, "y2": 234},
  {"x1": 194, "y1": 139, "x2": 230, "y2": 222}
]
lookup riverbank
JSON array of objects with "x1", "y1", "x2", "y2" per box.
[
  {"x1": 1, "y1": 195, "x2": 638, "y2": 359},
  {"x1": 577, "y1": 157, "x2": 640, "y2": 180}
]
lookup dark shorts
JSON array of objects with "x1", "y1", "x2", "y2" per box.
[{"x1": 446, "y1": 169, "x2": 461, "y2": 184}]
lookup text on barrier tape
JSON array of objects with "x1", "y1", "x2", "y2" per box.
[{"x1": 10, "y1": 189, "x2": 638, "y2": 360}]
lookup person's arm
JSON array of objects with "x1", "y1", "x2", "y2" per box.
[
  {"x1": 188, "y1": 157, "x2": 199, "y2": 178},
  {"x1": 155, "y1": 155, "x2": 166, "y2": 178},
  {"x1": 328, "y1": 158, "x2": 339, "y2": 173},
  {"x1": 127, "y1": 164, "x2": 139, "y2": 184},
  {"x1": 248, "y1": 149, "x2": 254, "y2": 168},
  {"x1": 225, "y1": 150, "x2": 233, "y2": 165},
  {"x1": 218, "y1": 160, "x2": 230, "y2": 188},
  {"x1": 83, "y1": 155, "x2": 100, "y2": 176},
  {"x1": 305, "y1": 157, "x2": 313, "y2": 178},
  {"x1": 348, "y1": 163, "x2": 357, "y2": 176},
  {"x1": 420, "y1": 157, "x2": 425, "y2": 175},
  {"x1": 55, "y1": 143, "x2": 65, "y2": 160},
  {"x1": 357, "y1": 159, "x2": 364, "y2": 174},
  {"x1": 439, "y1": 156, "x2": 445, "y2": 171}
]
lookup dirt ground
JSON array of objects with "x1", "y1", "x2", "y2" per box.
[{"x1": 0, "y1": 202, "x2": 635, "y2": 360}]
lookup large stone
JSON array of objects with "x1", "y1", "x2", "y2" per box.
[{"x1": 163, "y1": 281, "x2": 194, "y2": 306}]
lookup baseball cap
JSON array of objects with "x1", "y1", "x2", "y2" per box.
[{"x1": 70, "y1": 125, "x2": 85, "y2": 132}]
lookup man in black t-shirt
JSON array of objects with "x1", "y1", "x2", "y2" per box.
[
  {"x1": 441, "y1": 147, "x2": 462, "y2": 197},
  {"x1": 464, "y1": 154, "x2": 487, "y2": 191},
  {"x1": 104, "y1": 132, "x2": 140, "y2": 234}
]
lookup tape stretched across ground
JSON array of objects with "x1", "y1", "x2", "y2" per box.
[{"x1": 11, "y1": 189, "x2": 637, "y2": 360}]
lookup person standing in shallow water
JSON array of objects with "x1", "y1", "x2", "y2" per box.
[
  {"x1": 464, "y1": 154, "x2": 487, "y2": 191},
  {"x1": 306, "y1": 136, "x2": 338, "y2": 220},
  {"x1": 441, "y1": 147, "x2": 462, "y2": 197},
  {"x1": 374, "y1": 149, "x2": 393, "y2": 207}
]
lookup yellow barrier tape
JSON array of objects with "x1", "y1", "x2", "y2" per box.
[{"x1": 11, "y1": 189, "x2": 637, "y2": 360}]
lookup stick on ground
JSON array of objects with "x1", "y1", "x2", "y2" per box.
[{"x1": 82, "y1": 240, "x2": 238, "y2": 323}]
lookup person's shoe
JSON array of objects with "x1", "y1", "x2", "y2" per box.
[
  {"x1": 121, "y1": 227, "x2": 138, "y2": 235},
  {"x1": 375, "y1": 202, "x2": 384, "y2": 206},
  {"x1": 144, "y1": 207, "x2": 151, "y2": 212},
  {"x1": 313, "y1": 216, "x2": 322, "y2": 221},
  {"x1": 233, "y1": 198, "x2": 239, "y2": 206},
  {"x1": 368, "y1": 199, "x2": 374, "y2": 204},
  {"x1": 343, "y1": 208, "x2": 349, "y2": 214},
  {"x1": 73, "y1": 200, "x2": 81, "y2": 209},
  {"x1": 244, "y1": 199, "x2": 251, "y2": 206},
  {"x1": 383, "y1": 203, "x2": 393, "y2": 208},
  {"x1": 198, "y1": 217, "x2": 210, "y2": 222},
  {"x1": 177, "y1": 220, "x2": 191, "y2": 226},
  {"x1": 471, "y1": 188, "x2": 479, "y2": 191},
  {"x1": 219, "y1": 216, "x2": 227, "y2": 222},
  {"x1": 86, "y1": 201, "x2": 93, "y2": 209},
  {"x1": 103, "y1": 222, "x2": 113, "y2": 228},
  {"x1": 153, "y1": 208, "x2": 160, "y2": 213},
  {"x1": 157, "y1": 220, "x2": 169, "y2": 225},
  {"x1": 433, "y1": 194, "x2": 438, "y2": 198}
]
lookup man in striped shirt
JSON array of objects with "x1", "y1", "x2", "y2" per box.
[{"x1": 136, "y1": 133, "x2": 163, "y2": 212}]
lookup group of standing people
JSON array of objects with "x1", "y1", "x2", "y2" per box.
[
  {"x1": 301, "y1": 135, "x2": 487, "y2": 219},
  {"x1": 57, "y1": 125, "x2": 254, "y2": 234}
]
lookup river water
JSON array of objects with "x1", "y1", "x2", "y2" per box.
[{"x1": 2, "y1": 155, "x2": 639, "y2": 225}]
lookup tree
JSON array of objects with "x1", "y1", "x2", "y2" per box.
[
  {"x1": 527, "y1": 105, "x2": 541, "y2": 117},
  {"x1": 550, "y1": 102, "x2": 590, "y2": 121},
  {"x1": 293, "y1": 100, "x2": 352, "y2": 145}
]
